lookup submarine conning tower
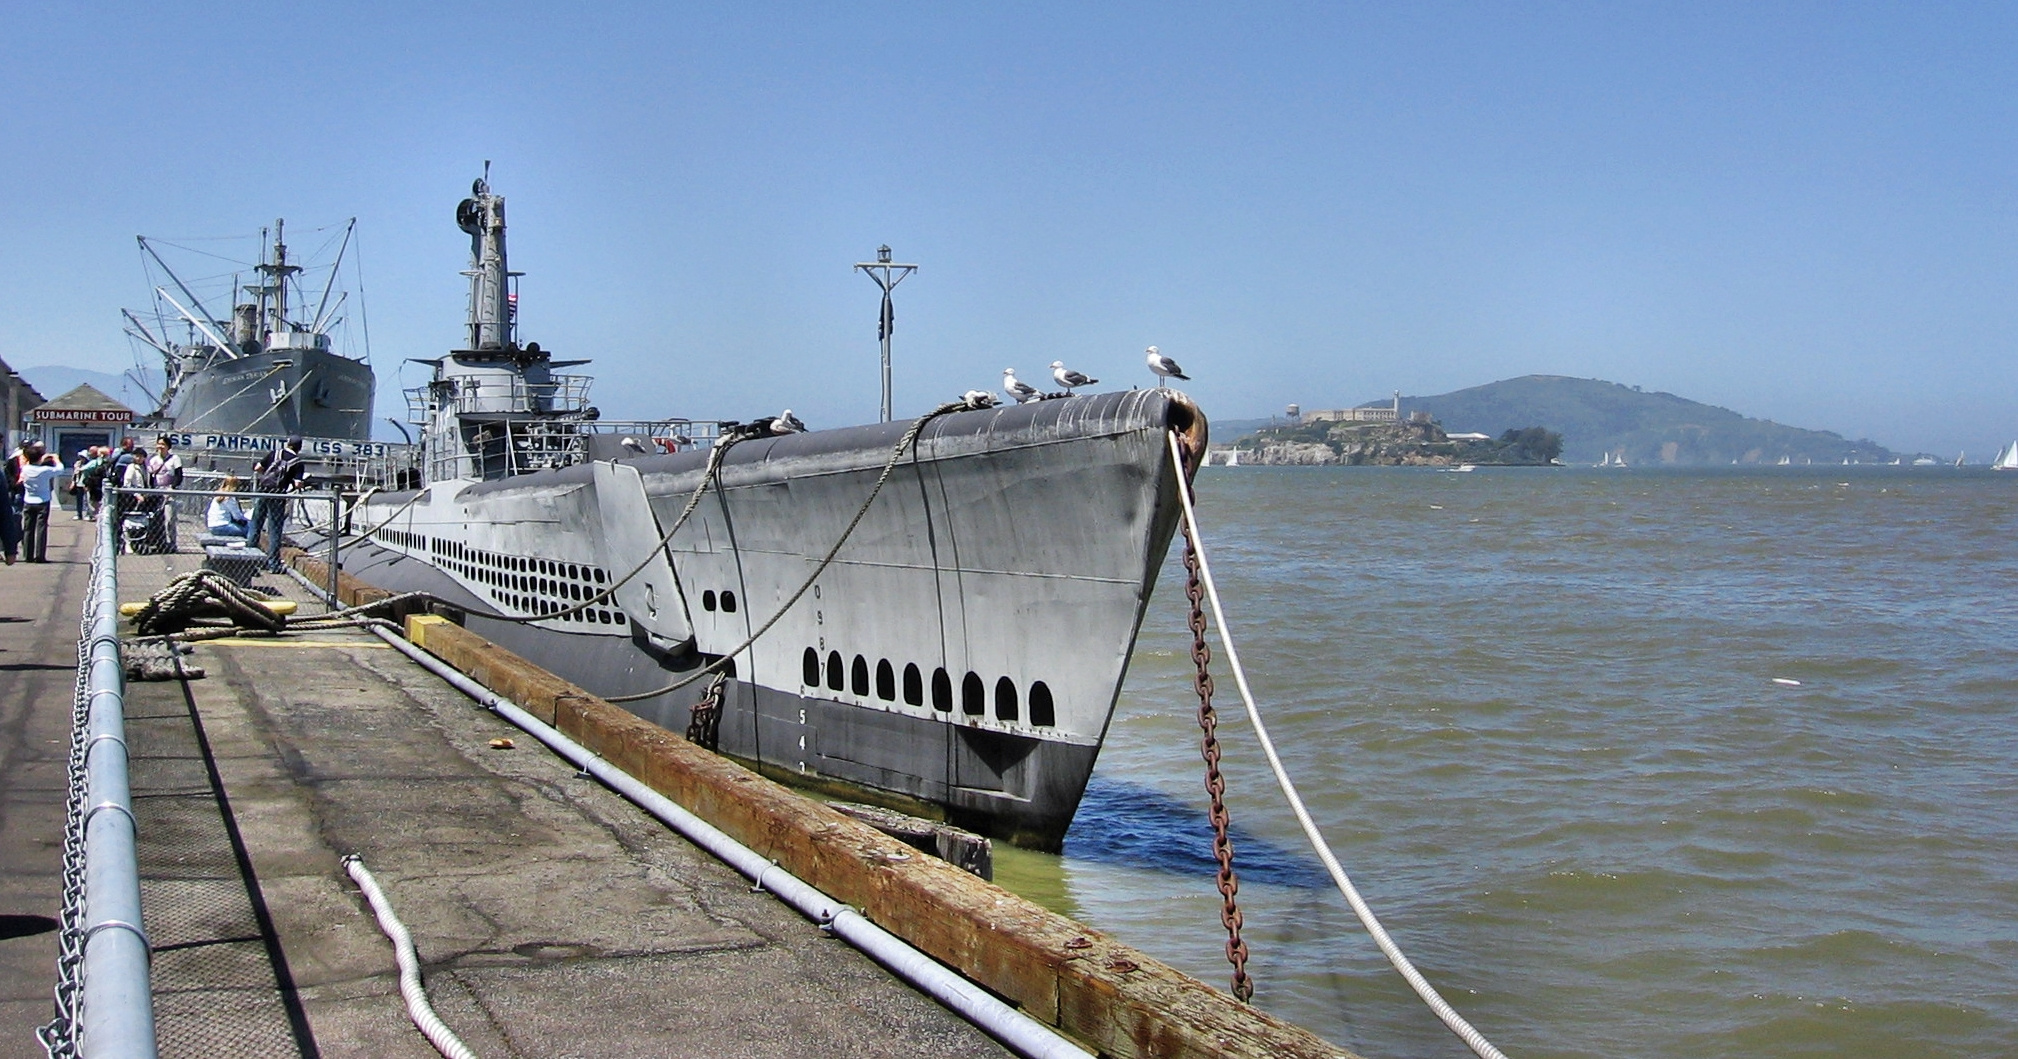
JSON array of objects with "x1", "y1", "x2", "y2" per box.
[{"x1": 410, "y1": 169, "x2": 595, "y2": 483}]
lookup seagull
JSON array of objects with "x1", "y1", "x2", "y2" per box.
[
  {"x1": 1003, "y1": 368, "x2": 1041, "y2": 404},
  {"x1": 1051, "y1": 361, "x2": 1098, "y2": 394},
  {"x1": 1145, "y1": 346, "x2": 1189, "y2": 385},
  {"x1": 774, "y1": 409, "x2": 807, "y2": 433},
  {"x1": 960, "y1": 389, "x2": 999, "y2": 409}
]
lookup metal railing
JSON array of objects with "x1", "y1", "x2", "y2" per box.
[
  {"x1": 40, "y1": 497, "x2": 159, "y2": 1058},
  {"x1": 405, "y1": 374, "x2": 595, "y2": 418},
  {"x1": 411, "y1": 417, "x2": 720, "y2": 484}
]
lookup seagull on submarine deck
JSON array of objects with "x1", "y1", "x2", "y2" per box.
[
  {"x1": 1051, "y1": 361, "x2": 1098, "y2": 394},
  {"x1": 1003, "y1": 368, "x2": 1041, "y2": 404},
  {"x1": 774, "y1": 409, "x2": 807, "y2": 433},
  {"x1": 1145, "y1": 346, "x2": 1189, "y2": 385}
]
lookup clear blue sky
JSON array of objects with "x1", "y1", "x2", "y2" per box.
[{"x1": 3, "y1": 3, "x2": 2012, "y2": 455}]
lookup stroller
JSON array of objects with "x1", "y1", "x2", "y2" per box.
[{"x1": 120, "y1": 497, "x2": 178, "y2": 554}]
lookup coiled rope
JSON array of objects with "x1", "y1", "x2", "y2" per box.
[
  {"x1": 341, "y1": 855, "x2": 480, "y2": 1059},
  {"x1": 603, "y1": 399, "x2": 972, "y2": 704},
  {"x1": 1165, "y1": 431, "x2": 1512, "y2": 1059},
  {"x1": 131, "y1": 570, "x2": 290, "y2": 635}
]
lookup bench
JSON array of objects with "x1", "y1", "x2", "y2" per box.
[{"x1": 200, "y1": 539, "x2": 266, "y2": 586}]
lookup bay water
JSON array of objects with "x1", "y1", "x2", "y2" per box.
[{"x1": 996, "y1": 465, "x2": 2018, "y2": 1058}]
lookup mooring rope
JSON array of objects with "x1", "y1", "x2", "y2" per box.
[
  {"x1": 1164, "y1": 431, "x2": 1512, "y2": 1059},
  {"x1": 130, "y1": 570, "x2": 290, "y2": 636}
]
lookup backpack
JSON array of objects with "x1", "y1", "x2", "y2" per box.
[{"x1": 255, "y1": 448, "x2": 292, "y2": 493}]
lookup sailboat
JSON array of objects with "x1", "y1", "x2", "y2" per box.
[
  {"x1": 1995, "y1": 442, "x2": 2018, "y2": 471},
  {"x1": 1776, "y1": 455, "x2": 1791, "y2": 466}
]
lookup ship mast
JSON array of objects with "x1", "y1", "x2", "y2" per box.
[
  {"x1": 459, "y1": 162, "x2": 514, "y2": 351},
  {"x1": 853, "y1": 245, "x2": 918, "y2": 423},
  {"x1": 256, "y1": 218, "x2": 303, "y2": 342}
]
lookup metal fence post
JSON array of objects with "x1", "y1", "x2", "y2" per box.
[{"x1": 326, "y1": 487, "x2": 341, "y2": 604}]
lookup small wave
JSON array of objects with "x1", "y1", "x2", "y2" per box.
[
  {"x1": 1746, "y1": 929, "x2": 1945, "y2": 969},
  {"x1": 1478, "y1": 864, "x2": 1748, "y2": 914},
  {"x1": 1703, "y1": 995, "x2": 1997, "y2": 1057}
]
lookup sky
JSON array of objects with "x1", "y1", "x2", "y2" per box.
[{"x1": 1, "y1": 2, "x2": 2013, "y2": 456}]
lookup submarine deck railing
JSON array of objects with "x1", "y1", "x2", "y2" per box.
[
  {"x1": 41, "y1": 494, "x2": 160, "y2": 1058},
  {"x1": 400, "y1": 411, "x2": 721, "y2": 484}
]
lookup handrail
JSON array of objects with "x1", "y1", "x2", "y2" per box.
[{"x1": 43, "y1": 493, "x2": 160, "y2": 1058}]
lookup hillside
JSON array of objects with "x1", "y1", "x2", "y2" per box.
[
  {"x1": 1370, "y1": 376, "x2": 1897, "y2": 466},
  {"x1": 17, "y1": 365, "x2": 158, "y2": 411}
]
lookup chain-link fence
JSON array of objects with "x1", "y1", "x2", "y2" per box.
[{"x1": 103, "y1": 485, "x2": 349, "y2": 599}]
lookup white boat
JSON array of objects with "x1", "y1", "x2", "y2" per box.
[
  {"x1": 1995, "y1": 442, "x2": 2018, "y2": 471},
  {"x1": 1776, "y1": 455, "x2": 1791, "y2": 466}
]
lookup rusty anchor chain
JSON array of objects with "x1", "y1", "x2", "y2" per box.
[
  {"x1": 685, "y1": 671, "x2": 728, "y2": 751},
  {"x1": 1177, "y1": 438, "x2": 1253, "y2": 1003}
]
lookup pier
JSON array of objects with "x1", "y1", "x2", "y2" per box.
[
  {"x1": 3, "y1": 518, "x2": 1009, "y2": 1057},
  {"x1": 5, "y1": 511, "x2": 1356, "y2": 1058}
]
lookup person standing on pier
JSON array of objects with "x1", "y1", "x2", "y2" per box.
[
  {"x1": 18, "y1": 442, "x2": 59, "y2": 564},
  {"x1": 78, "y1": 446, "x2": 107, "y2": 521},
  {"x1": 1, "y1": 446, "x2": 19, "y2": 565},
  {"x1": 249, "y1": 436, "x2": 305, "y2": 572}
]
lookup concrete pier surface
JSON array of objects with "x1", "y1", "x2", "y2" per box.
[{"x1": 3, "y1": 517, "x2": 1010, "y2": 1058}]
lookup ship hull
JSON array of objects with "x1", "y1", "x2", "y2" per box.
[
  {"x1": 165, "y1": 347, "x2": 374, "y2": 440},
  {"x1": 344, "y1": 390, "x2": 1204, "y2": 849}
]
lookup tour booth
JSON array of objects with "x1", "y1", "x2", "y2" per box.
[{"x1": 28, "y1": 385, "x2": 137, "y2": 476}]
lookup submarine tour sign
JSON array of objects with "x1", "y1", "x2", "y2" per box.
[{"x1": 161, "y1": 431, "x2": 394, "y2": 459}]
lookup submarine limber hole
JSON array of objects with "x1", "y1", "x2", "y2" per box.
[
  {"x1": 851, "y1": 655, "x2": 870, "y2": 697},
  {"x1": 722, "y1": 591, "x2": 737, "y2": 613},
  {"x1": 931, "y1": 668, "x2": 952, "y2": 712},
  {"x1": 703, "y1": 590, "x2": 717, "y2": 611},
  {"x1": 962, "y1": 672, "x2": 985, "y2": 716},
  {"x1": 802, "y1": 648, "x2": 820, "y2": 686},
  {"x1": 903, "y1": 663, "x2": 923, "y2": 706},
  {"x1": 876, "y1": 659, "x2": 896, "y2": 701},
  {"x1": 1029, "y1": 681, "x2": 1055, "y2": 727},
  {"x1": 826, "y1": 651, "x2": 844, "y2": 691},
  {"x1": 995, "y1": 677, "x2": 1018, "y2": 722}
]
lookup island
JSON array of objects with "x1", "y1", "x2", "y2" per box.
[{"x1": 1228, "y1": 417, "x2": 1563, "y2": 466}]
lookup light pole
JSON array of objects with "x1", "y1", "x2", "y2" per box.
[{"x1": 853, "y1": 245, "x2": 917, "y2": 423}]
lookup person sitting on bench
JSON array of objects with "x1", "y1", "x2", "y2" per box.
[{"x1": 206, "y1": 475, "x2": 252, "y2": 538}]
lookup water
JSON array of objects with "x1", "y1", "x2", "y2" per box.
[{"x1": 998, "y1": 465, "x2": 2018, "y2": 1059}]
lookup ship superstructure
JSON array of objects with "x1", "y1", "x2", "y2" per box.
[
  {"x1": 344, "y1": 173, "x2": 1203, "y2": 849},
  {"x1": 124, "y1": 220, "x2": 376, "y2": 442}
]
